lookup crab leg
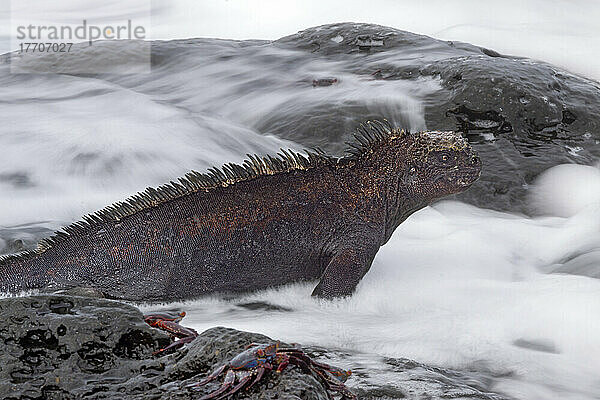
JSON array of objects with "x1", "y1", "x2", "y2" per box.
[
  {"x1": 275, "y1": 353, "x2": 290, "y2": 373},
  {"x1": 339, "y1": 386, "x2": 359, "y2": 400},
  {"x1": 283, "y1": 349, "x2": 331, "y2": 369},
  {"x1": 152, "y1": 333, "x2": 198, "y2": 355},
  {"x1": 189, "y1": 364, "x2": 227, "y2": 387},
  {"x1": 199, "y1": 369, "x2": 235, "y2": 400},
  {"x1": 288, "y1": 354, "x2": 312, "y2": 374},
  {"x1": 144, "y1": 311, "x2": 199, "y2": 355},
  {"x1": 311, "y1": 366, "x2": 357, "y2": 400},
  {"x1": 285, "y1": 350, "x2": 351, "y2": 381},
  {"x1": 245, "y1": 366, "x2": 267, "y2": 390},
  {"x1": 287, "y1": 354, "x2": 356, "y2": 399},
  {"x1": 216, "y1": 371, "x2": 253, "y2": 400}
]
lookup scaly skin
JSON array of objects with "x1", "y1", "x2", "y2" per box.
[{"x1": 0, "y1": 122, "x2": 481, "y2": 301}]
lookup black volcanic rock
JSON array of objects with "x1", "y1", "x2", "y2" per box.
[
  {"x1": 0, "y1": 294, "x2": 512, "y2": 399},
  {"x1": 419, "y1": 54, "x2": 600, "y2": 210},
  {"x1": 0, "y1": 295, "x2": 171, "y2": 399},
  {"x1": 0, "y1": 295, "x2": 330, "y2": 400}
]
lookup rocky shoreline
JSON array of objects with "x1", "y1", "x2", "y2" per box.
[
  {"x1": 0, "y1": 293, "x2": 512, "y2": 400},
  {"x1": 0, "y1": 293, "x2": 332, "y2": 400}
]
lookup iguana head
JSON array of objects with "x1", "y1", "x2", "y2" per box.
[
  {"x1": 401, "y1": 130, "x2": 481, "y2": 201},
  {"x1": 348, "y1": 124, "x2": 481, "y2": 242}
]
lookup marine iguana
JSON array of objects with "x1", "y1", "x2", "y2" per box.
[{"x1": 0, "y1": 121, "x2": 481, "y2": 301}]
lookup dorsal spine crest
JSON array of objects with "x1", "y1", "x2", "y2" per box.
[{"x1": 0, "y1": 120, "x2": 403, "y2": 265}]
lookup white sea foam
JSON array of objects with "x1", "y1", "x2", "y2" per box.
[
  {"x1": 0, "y1": 68, "x2": 296, "y2": 226},
  {"x1": 530, "y1": 163, "x2": 600, "y2": 217}
]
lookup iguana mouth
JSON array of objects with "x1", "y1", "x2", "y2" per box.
[
  {"x1": 457, "y1": 178, "x2": 475, "y2": 187},
  {"x1": 456, "y1": 167, "x2": 481, "y2": 186}
]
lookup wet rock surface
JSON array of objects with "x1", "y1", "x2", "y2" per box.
[
  {"x1": 0, "y1": 295, "x2": 171, "y2": 399},
  {"x1": 0, "y1": 294, "x2": 512, "y2": 399},
  {"x1": 0, "y1": 294, "x2": 334, "y2": 399}
]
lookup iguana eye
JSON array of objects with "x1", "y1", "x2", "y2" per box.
[
  {"x1": 409, "y1": 167, "x2": 416, "y2": 175},
  {"x1": 436, "y1": 151, "x2": 453, "y2": 164}
]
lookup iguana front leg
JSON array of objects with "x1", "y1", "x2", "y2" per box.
[{"x1": 312, "y1": 244, "x2": 379, "y2": 299}]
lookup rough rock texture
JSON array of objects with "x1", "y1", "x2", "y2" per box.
[
  {"x1": 0, "y1": 294, "x2": 331, "y2": 400},
  {"x1": 420, "y1": 55, "x2": 600, "y2": 211},
  {"x1": 0, "y1": 294, "x2": 171, "y2": 399},
  {"x1": 158, "y1": 328, "x2": 331, "y2": 400},
  {"x1": 0, "y1": 294, "x2": 512, "y2": 400}
]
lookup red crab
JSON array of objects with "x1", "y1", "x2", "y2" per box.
[
  {"x1": 143, "y1": 312, "x2": 357, "y2": 400},
  {"x1": 189, "y1": 341, "x2": 357, "y2": 399},
  {"x1": 143, "y1": 311, "x2": 198, "y2": 355}
]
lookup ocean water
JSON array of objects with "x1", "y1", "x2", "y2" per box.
[{"x1": 1, "y1": 20, "x2": 600, "y2": 400}]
